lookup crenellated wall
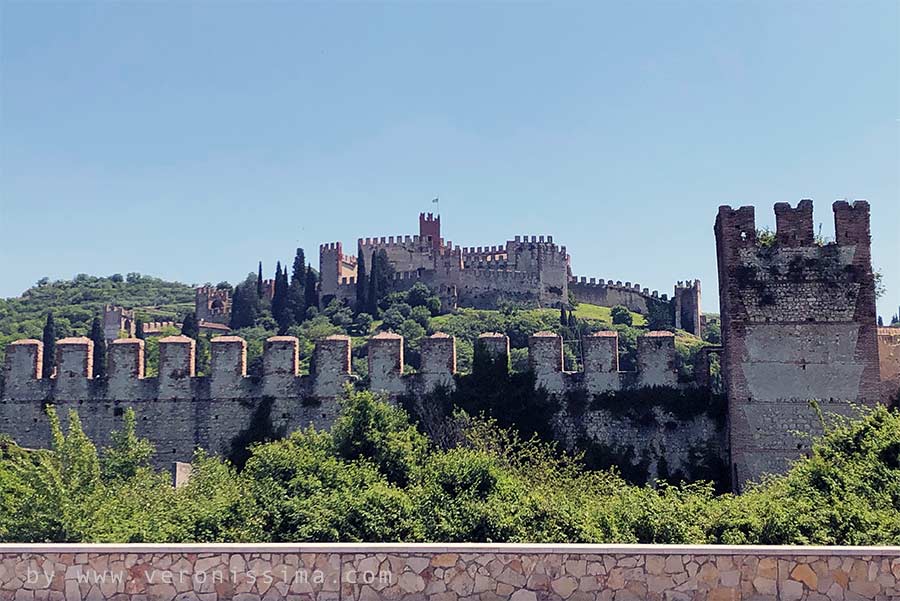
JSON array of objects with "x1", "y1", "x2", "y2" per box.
[
  {"x1": 568, "y1": 277, "x2": 704, "y2": 337},
  {"x1": 1, "y1": 330, "x2": 691, "y2": 468},
  {"x1": 322, "y1": 214, "x2": 574, "y2": 311},
  {"x1": 715, "y1": 200, "x2": 882, "y2": 490}
]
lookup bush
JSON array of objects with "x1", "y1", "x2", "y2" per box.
[
  {"x1": 3, "y1": 390, "x2": 900, "y2": 545},
  {"x1": 611, "y1": 305, "x2": 633, "y2": 326}
]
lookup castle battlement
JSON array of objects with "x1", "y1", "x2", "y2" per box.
[
  {"x1": 1, "y1": 329, "x2": 685, "y2": 467},
  {"x1": 2, "y1": 329, "x2": 681, "y2": 406},
  {"x1": 319, "y1": 212, "x2": 697, "y2": 322},
  {"x1": 715, "y1": 199, "x2": 880, "y2": 489}
]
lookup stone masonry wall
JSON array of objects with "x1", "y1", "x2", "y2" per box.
[
  {"x1": 1, "y1": 543, "x2": 898, "y2": 600},
  {"x1": 1, "y1": 331, "x2": 688, "y2": 469},
  {"x1": 715, "y1": 200, "x2": 882, "y2": 491},
  {"x1": 324, "y1": 215, "x2": 574, "y2": 311}
]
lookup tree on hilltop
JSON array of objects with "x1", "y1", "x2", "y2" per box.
[
  {"x1": 304, "y1": 266, "x2": 318, "y2": 311},
  {"x1": 355, "y1": 249, "x2": 368, "y2": 313},
  {"x1": 256, "y1": 262, "x2": 264, "y2": 298},
  {"x1": 89, "y1": 317, "x2": 107, "y2": 378},
  {"x1": 366, "y1": 249, "x2": 394, "y2": 316},
  {"x1": 289, "y1": 248, "x2": 307, "y2": 323},
  {"x1": 611, "y1": 305, "x2": 633, "y2": 326},
  {"x1": 42, "y1": 312, "x2": 57, "y2": 379},
  {"x1": 230, "y1": 274, "x2": 261, "y2": 329},
  {"x1": 272, "y1": 262, "x2": 293, "y2": 334},
  {"x1": 181, "y1": 311, "x2": 200, "y2": 339}
]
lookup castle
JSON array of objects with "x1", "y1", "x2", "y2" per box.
[
  {"x1": 2, "y1": 200, "x2": 899, "y2": 491},
  {"x1": 320, "y1": 213, "x2": 704, "y2": 336},
  {"x1": 102, "y1": 284, "x2": 251, "y2": 341}
]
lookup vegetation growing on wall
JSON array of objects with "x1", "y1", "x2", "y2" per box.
[{"x1": 1, "y1": 389, "x2": 898, "y2": 545}]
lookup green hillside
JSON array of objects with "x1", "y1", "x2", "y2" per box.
[
  {"x1": 0, "y1": 273, "x2": 195, "y2": 366},
  {"x1": 0, "y1": 274, "x2": 713, "y2": 386}
]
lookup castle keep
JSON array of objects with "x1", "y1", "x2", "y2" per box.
[{"x1": 320, "y1": 213, "x2": 703, "y2": 336}]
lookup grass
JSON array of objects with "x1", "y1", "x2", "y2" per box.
[{"x1": 572, "y1": 303, "x2": 647, "y2": 326}]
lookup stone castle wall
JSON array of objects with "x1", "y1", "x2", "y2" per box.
[
  {"x1": 1, "y1": 543, "x2": 897, "y2": 600},
  {"x1": 0, "y1": 331, "x2": 694, "y2": 469},
  {"x1": 715, "y1": 200, "x2": 882, "y2": 490},
  {"x1": 877, "y1": 327, "x2": 900, "y2": 391},
  {"x1": 321, "y1": 215, "x2": 575, "y2": 311}
]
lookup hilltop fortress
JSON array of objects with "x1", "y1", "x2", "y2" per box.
[
  {"x1": 2, "y1": 200, "x2": 899, "y2": 491},
  {"x1": 320, "y1": 213, "x2": 703, "y2": 336}
]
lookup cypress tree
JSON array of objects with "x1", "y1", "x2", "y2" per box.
[
  {"x1": 273, "y1": 262, "x2": 293, "y2": 333},
  {"x1": 257, "y1": 262, "x2": 264, "y2": 298},
  {"x1": 134, "y1": 317, "x2": 145, "y2": 340},
  {"x1": 560, "y1": 305, "x2": 568, "y2": 327},
  {"x1": 304, "y1": 266, "x2": 318, "y2": 311},
  {"x1": 356, "y1": 248, "x2": 368, "y2": 313},
  {"x1": 181, "y1": 311, "x2": 200, "y2": 339},
  {"x1": 230, "y1": 284, "x2": 244, "y2": 329},
  {"x1": 366, "y1": 252, "x2": 378, "y2": 316},
  {"x1": 42, "y1": 311, "x2": 57, "y2": 378},
  {"x1": 366, "y1": 249, "x2": 393, "y2": 315},
  {"x1": 89, "y1": 316, "x2": 107, "y2": 378},
  {"x1": 290, "y1": 248, "x2": 307, "y2": 322}
]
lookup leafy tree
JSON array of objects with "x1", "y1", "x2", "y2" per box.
[
  {"x1": 332, "y1": 388, "x2": 428, "y2": 487},
  {"x1": 42, "y1": 312, "x2": 57, "y2": 378},
  {"x1": 611, "y1": 305, "x2": 633, "y2": 326},
  {"x1": 407, "y1": 283, "x2": 432, "y2": 308},
  {"x1": 89, "y1": 316, "x2": 107, "y2": 378},
  {"x1": 100, "y1": 408, "x2": 154, "y2": 482},
  {"x1": 181, "y1": 311, "x2": 200, "y2": 339},
  {"x1": 381, "y1": 307, "x2": 406, "y2": 332},
  {"x1": 348, "y1": 313, "x2": 373, "y2": 336},
  {"x1": 230, "y1": 275, "x2": 260, "y2": 330},
  {"x1": 410, "y1": 305, "x2": 431, "y2": 329},
  {"x1": 425, "y1": 296, "x2": 441, "y2": 316}
]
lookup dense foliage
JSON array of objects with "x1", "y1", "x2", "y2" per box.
[{"x1": 1, "y1": 389, "x2": 897, "y2": 544}]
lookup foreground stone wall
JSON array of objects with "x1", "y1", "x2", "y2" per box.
[{"x1": 1, "y1": 543, "x2": 897, "y2": 600}]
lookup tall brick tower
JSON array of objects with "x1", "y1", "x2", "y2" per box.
[
  {"x1": 715, "y1": 199, "x2": 880, "y2": 490},
  {"x1": 419, "y1": 212, "x2": 441, "y2": 251}
]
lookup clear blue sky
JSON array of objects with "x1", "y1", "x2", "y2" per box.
[{"x1": 1, "y1": 1, "x2": 898, "y2": 317}]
